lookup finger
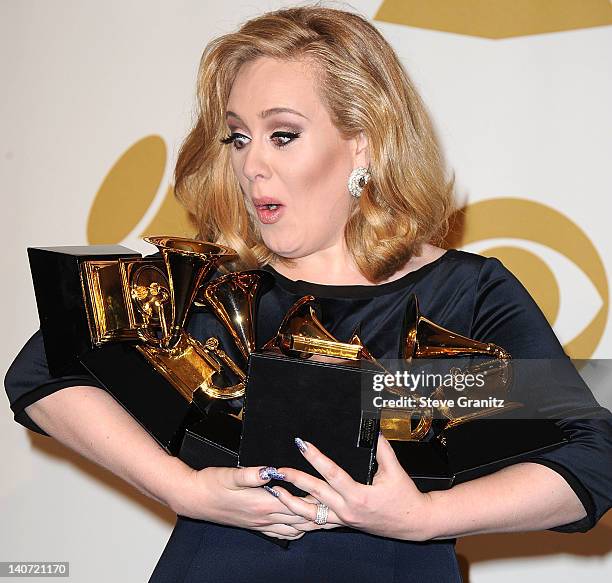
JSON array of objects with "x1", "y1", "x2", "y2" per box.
[
  {"x1": 373, "y1": 434, "x2": 403, "y2": 479},
  {"x1": 300, "y1": 495, "x2": 346, "y2": 529},
  {"x1": 292, "y1": 438, "x2": 356, "y2": 495},
  {"x1": 261, "y1": 530, "x2": 305, "y2": 540},
  {"x1": 255, "y1": 523, "x2": 303, "y2": 537},
  {"x1": 272, "y1": 486, "x2": 343, "y2": 526},
  {"x1": 266, "y1": 511, "x2": 314, "y2": 525},
  {"x1": 259, "y1": 486, "x2": 308, "y2": 518},
  {"x1": 276, "y1": 467, "x2": 344, "y2": 509},
  {"x1": 230, "y1": 465, "x2": 284, "y2": 489},
  {"x1": 270, "y1": 486, "x2": 322, "y2": 522},
  {"x1": 296, "y1": 521, "x2": 344, "y2": 532}
]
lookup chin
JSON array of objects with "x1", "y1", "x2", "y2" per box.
[{"x1": 261, "y1": 234, "x2": 306, "y2": 258}]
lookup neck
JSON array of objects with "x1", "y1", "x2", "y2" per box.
[
  {"x1": 269, "y1": 242, "x2": 444, "y2": 286},
  {"x1": 271, "y1": 240, "x2": 372, "y2": 285}
]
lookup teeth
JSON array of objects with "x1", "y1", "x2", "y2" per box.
[{"x1": 266, "y1": 204, "x2": 279, "y2": 210}]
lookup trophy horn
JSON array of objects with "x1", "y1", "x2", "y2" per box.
[
  {"x1": 263, "y1": 296, "x2": 367, "y2": 360},
  {"x1": 143, "y1": 236, "x2": 235, "y2": 348},
  {"x1": 393, "y1": 292, "x2": 516, "y2": 437},
  {"x1": 197, "y1": 269, "x2": 275, "y2": 362},
  {"x1": 401, "y1": 294, "x2": 510, "y2": 361}
]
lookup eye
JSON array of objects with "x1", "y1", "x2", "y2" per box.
[
  {"x1": 220, "y1": 130, "x2": 301, "y2": 150},
  {"x1": 220, "y1": 132, "x2": 250, "y2": 150},
  {"x1": 270, "y1": 131, "x2": 301, "y2": 148}
]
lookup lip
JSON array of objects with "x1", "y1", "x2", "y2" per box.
[
  {"x1": 253, "y1": 196, "x2": 283, "y2": 207},
  {"x1": 252, "y1": 196, "x2": 285, "y2": 225}
]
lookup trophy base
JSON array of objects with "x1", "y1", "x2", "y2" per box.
[
  {"x1": 81, "y1": 343, "x2": 243, "y2": 468},
  {"x1": 81, "y1": 343, "x2": 194, "y2": 453},
  {"x1": 238, "y1": 352, "x2": 381, "y2": 497},
  {"x1": 178, "y1": 413, "x2": 241, "y2": 469},
  {"x1": 391, "y1": 416, "x2": 568, "y2": 492},
  {"x1": 28, "y1": 245, "x2": 141, "y2": 376}
]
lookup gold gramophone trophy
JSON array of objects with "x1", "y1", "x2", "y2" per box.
[
  {"x1": 379, "y1": 294, "x2": 566, "y2": 491},
  {"x1": 28, "y1": 236, "x2": 271, "y2": 463}
]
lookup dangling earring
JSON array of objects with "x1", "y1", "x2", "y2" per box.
[{"x1": 348, "y1": 167, "x2": 371, "y2": 198}]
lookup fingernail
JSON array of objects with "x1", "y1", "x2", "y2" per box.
[
  {"x1": 294, "y1": 437, "x2": 308, "y2": 454},
  {"x1": 259, "y1": 466, "x2": 286, "y2": 481},
  {"x1": 263, "y1": 485, "x2": 280, "y2": 498}
]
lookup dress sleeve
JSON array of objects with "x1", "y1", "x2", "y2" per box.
[
  {"x1": 3, "y1": 330, "x2": 105, "y2": 436},
  {"x1": 468, "y1": 256, "x2": 612, "y2": 533}
]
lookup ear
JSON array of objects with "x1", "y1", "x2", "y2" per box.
[{"x1": 352, "y1": 130, "x2": 370, "y2": 168}]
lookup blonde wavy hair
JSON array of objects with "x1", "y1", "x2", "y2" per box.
[{"x1": 174, "y1": 5, "x2": 455, "y2": 282}]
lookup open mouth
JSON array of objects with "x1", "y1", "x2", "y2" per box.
[{"x1": 253, "y1": 199, "x2": 284, "y2": 224}]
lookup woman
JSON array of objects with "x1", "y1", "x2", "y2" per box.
[{"x1": 5, "y1": 6, "x2": 612, "y2": 582}]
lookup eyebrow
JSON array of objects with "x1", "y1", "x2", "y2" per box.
[{"x1": 225, "y1": 107, "x2": 309, "y2": 123}]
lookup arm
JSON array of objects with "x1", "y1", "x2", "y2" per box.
[
  {"x1": 25, "y1": 385, "x2": 191, "y2": 510},
  {"x1": 272, "y1": 435, "x2": 586, "y2": 541},
  {"x1": 24, "y1": 385, "x2": 308, "y2": 538},
  {"x1": 468, "y1": 256, "x2": 612, "y2": 533},
  {"x1": 426, "y1": 462, "x2": 586, "y2": 539},
  {"x1": 5, "y1": 333, "x2": 307, "y2": 539},
  {"x1": 274, "y1": 256, "x2": 611, "y2": 538}
]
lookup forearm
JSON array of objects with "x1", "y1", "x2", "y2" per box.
[
  {"x1": 426, "y1": 462, "x2": 587, "y2": 540},
  {"x1": 25, "y1": 385, "x2": 193, "y2": 510}
]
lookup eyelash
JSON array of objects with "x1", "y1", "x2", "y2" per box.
[{"x1": 220, "y1": 131, "x2": 301, "y2": 150}]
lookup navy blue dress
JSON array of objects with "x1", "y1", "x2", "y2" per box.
[{"x1": 5, "y1": 249, "x2": 612, "y2": 582}]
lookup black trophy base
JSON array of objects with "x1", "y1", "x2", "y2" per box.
[
  {"x1": 178, "y1": 413, "x2": 241, "y2": 469},
  {"x1": 239, "y1": 352, "x2": 380, "y2": 497},
  {"x1": 81, "y1": 343, "x2": 195, "y2": 454},
  {"x1": 28, "y1": 245, "x2": 140, "y2": 376},
  {"x1": 391, "y1": 417, "x2": 568, "y2": 492},
  {"x1": 81, "y1": 343, "x2": 243, "y2": 471}
]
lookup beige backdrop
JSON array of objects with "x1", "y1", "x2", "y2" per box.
[{"x1": 1, "y1": 1, "x2": 611, "y2": 581}]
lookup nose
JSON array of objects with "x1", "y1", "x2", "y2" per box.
[{"x1": 241, "y1": 140, "x2": 271, "y2": 183}]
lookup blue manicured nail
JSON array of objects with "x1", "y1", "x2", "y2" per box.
[
  {"x1": 294, "y1": 437, "x2": 308, "y2": 454},
  {"x1": 263, "y1": 485, "x2": 280, "y2": 498},
  {"x1": 259, "y1": 466, "x2": 286, "y2": 481}
]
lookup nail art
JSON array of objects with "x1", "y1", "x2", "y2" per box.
[
  {"x1": 263, "y1": 485, "x2": 280, "y2": 498},
  {"x1": 294, "y1": 437, "x2": 308, "y2": 454},
  {"x1": 259, "y1": 466, "x2": 286, "y2": 481}
]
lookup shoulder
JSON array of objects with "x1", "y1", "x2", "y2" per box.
[
  {"x1": 404, "y1": 245, "x2": 510, "y2": 288},
  {"x1": 437, "y1": 249, "x2": 541, "y2": 319},
  {"x1": 438, "y1": 247, "x2": 518, "y2": 287},
  {"x1": 412, "y1": 244, "x2": 505, "y2": 274},
  {"x1": 390, "y1": 243, "x2": 532, "y2": 300}
]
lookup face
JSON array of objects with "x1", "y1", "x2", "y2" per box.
[{"x1": 223, "y1": 56, "x2": 368, "y2": 259}]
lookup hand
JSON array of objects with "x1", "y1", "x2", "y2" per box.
[
  {"x1": 271, "y1": 435, "x2": 435, "y2": 541},
  {"x1": 170, "y1": 465, "x2": 312, "y2": 540}
]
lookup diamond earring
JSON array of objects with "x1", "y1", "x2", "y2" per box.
[{"x1": 348, "y1": 167, "x2": 371, "y2": 198}]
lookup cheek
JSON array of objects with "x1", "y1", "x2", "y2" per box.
[
  {"x1": 229, "y1": 154, "x2": 244, "y2": 187},
  {"x1": 284, "y1": 142, "x2": 351, "y2": 208}
]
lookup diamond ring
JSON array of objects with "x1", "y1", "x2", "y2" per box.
[{"x1": 314, "y1": 503, "x2": 329, "y2": 525}]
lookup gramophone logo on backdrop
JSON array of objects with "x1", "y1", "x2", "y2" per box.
[
  {"x1": 86, "y1": 136, "x2": 608, "y2": 358},
  {"x1": 87, "y1": 135, "x2": 193, "y2": 245},
  {"x1": 374, "y1": 0, "x2": 612, "y2": 38},
  {"x1": 448, "y1": 200, "x2": 608, "y2": 360}
]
